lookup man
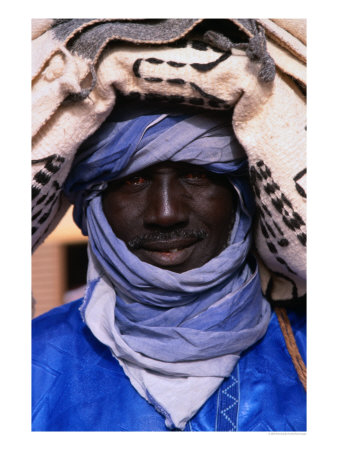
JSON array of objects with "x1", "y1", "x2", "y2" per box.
[{"x1": 32, "y1": 103, "x2": 306, "y2": 431}]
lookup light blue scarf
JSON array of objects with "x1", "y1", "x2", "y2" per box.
[{"x1": 64, "y1": 105, "x2": 271, "y2": 429}]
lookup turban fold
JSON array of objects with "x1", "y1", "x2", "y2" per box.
[
  {"x1": 63, "y1": 102, "x2": 250, "y2": 234},
  {"x1": 63, "y1": 102, "x2": 270, "y2": 430}
]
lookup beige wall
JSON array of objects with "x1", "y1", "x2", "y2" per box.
[{"x1": 32, "y1": 207, "x2": 87, "y2": 318}]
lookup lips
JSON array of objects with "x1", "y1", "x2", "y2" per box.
[
  {"x1": 135, "y1": 238, "x2": 202, "y2": 269},
  {"x1": 140, "y1": 237, "x2": 199, "y2": 252}
]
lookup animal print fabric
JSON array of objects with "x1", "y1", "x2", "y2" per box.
[{"x1": 32, "y1": 19, "x2": 306, "y2": 302}]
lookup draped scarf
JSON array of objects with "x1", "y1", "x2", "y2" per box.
[{"x1": 64, "y1": 104, "x2": 271, "y2": 430}]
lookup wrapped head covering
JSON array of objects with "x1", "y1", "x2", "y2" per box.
[
  {"x1": 64, "y1": 101, "x2": 249, "y2": 233},
  {"x1": 63, "y1": 102, "x2": 271, "y2": 430}
]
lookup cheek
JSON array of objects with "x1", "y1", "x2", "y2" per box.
[
  {"x1": 192, "y1": 188, "x2": 234, "y2": 229},
  {"x1": 102, "y1": 193, "x2": 143, "y2": 240}
]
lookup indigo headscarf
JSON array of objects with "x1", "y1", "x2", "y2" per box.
[{"x1": 64, "y1": 102, "x2": 271, "y2": 430}]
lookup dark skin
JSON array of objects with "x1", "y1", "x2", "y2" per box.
[{"x1": 102, "y1": 161, "x2": 236, "y2": 273}]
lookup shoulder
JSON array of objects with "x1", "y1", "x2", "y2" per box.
[
  {"x1": 32, "y1": 299, "x2": 106, "y2": 365},
  {"x1": 32, "y1": 299, "x2": 85, "y2": 349},
  {"x1": 252, "y1": 303, "x2": 306, "y2": 365},
  {"x1": 237, "y1": 304, "x2": 306, "y2": 431},
  {"x1": 32, "y1": 300, "x2": 128, "y2": 430},
  {"x1": 33, "y1": 299, "x2": 84, "y2": 336}
]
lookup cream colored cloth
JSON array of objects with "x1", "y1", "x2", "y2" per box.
[{"x1": 32, "y1": 19, "x2": 306, "y2": 302}]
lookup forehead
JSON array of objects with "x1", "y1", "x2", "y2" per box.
[{"x1": 128, "y1": 161, "x2": 205, "y2": 174}]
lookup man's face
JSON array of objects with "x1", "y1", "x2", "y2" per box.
[{"x1": 102, "y1": 161, "x2": 235, "y2": 273}]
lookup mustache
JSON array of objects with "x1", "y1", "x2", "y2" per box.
[{"x1": 127, "y1": 228, "x2": 208, "y2": 250}]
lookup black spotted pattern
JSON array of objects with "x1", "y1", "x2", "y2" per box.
[
  {"x1": 266, "y1": 271, "x2": 299, "y2": 300},
  {"x1": 293, "y1": 168, "x2": 307, "y2": 199},
  {"x1": 32, "y1": 155, "x2": 65, "y2": 236},
  {"x1": 129, "y1": 41, "x2": 234, "y2": 110},
  {"x1": 250, "y1": 160, "x2": 306, "y2": 277},
  {"x1": 190, "y1": 51, "x2": 231, "y2": 72}
]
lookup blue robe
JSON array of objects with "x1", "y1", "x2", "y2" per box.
[{"x1": 32, "y1": 299, "x2": 306, "y2": 431}]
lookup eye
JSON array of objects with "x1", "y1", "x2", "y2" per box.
[
  {"x1": 125, "y1": 175, "x2": 148, "y2": 186},
  {"x1": 182, "y1": 169, "x2": 209, "y2": 183},
  {"x1": 184, "y1": 171, "x2": 207, "y2": 179}
]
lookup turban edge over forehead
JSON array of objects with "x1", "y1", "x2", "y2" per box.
[{"x1": 63, "y1": 101, "x2": 250, "y2": 233}]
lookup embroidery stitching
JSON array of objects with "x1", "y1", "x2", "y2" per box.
[{"x1": 219, "y1": 373, "x2": 239, "y2": 431}]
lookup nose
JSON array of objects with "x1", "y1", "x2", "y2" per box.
[{"x1": 143, "y1": 177, "x2": 189, "y2": 229}]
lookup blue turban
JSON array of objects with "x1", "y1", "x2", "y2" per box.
[
  {"x1": 63, "y1": 102, "x2": 271, "y2": 431},
  {"x1": 63, "y1": 102, "x2": 252, "y2": 234}
]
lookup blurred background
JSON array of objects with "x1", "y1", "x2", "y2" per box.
[{"x1": 32, "y1": 207, "x2": 88, "y2": 318}]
